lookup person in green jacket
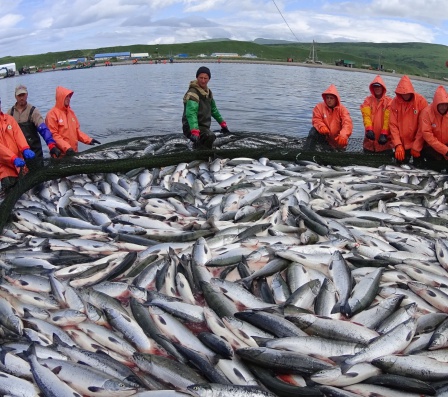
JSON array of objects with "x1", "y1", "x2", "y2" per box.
[{"x1": 182, "y1": 66, "x2": 230, "y2": 149}]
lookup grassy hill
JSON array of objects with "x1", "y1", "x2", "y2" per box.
[{"x1": 1, "y1": 40, "x2": 447, "y2": 80}]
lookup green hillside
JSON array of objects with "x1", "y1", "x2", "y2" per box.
[{"x1": 1, "y1": 40, "x2": 447, "y2": 80}]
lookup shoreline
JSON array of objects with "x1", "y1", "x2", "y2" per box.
[
  {"x1": 36, "y1": 58, "x2": 446, "y2": 86},
  {"x1": 114, "y1": 58, "x2": 448, "y2": 86}
]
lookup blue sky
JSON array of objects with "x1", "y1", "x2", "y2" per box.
[{"x1": 1, "y1": 0, "x2": 447, "y2": 57}]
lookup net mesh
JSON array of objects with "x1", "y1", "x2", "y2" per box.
[{"x1": 0, "y1": 131, "x2": 441, "y2": 233}]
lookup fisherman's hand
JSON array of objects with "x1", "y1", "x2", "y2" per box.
[
  {"x1": 336, "y1": 135, "x2": 348, "y2": 147},
  {"x1": 378, "y1": 134, "x2": 388, "y2": 145},
  {"x1": 395, "y1": 145, "x2": 405, "y2": 161},
  {"x1": 49, "y1": 145, "x2": 61, "y2": 158},
  {"x1": 90, "y1": 139, "x2": 101, "y2": 145},
  {"x1": 22, "y1": 149, "x2": 35, "y2": 160},
  {"x1": 319, "y1": 126, "x2": 330, "y2": 135},
  {"x1": 365, "y1": 129, "x2": 375, "y2": 140},
  {"x1": 13, "y1": 157, "x2": 26, "y2": 168},
  {"x1": 220, "y1": 121, "x2": 230, "y2": 134},
  {"x1": 411, "y1": 149, "x2": 420, "y2": 158},
  {"x1": 65, "y1": 148, "x2": 76, "y2": 156},
  {"x1": 190, "y1": 129, "x2": 200, "y2": 143}
]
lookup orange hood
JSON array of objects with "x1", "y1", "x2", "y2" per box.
[
  {"x1": 321, "y1": 84, "x2": 341, "y2": 107},
  {"x1": 395, "y1": 75, "x2": 415, "y2": 97},
  {"x1": 431, "y1": 85, "x2": 448, "y2": 112},
  {"x1": 369, "y1": 75, "x2": 387, "y2": 96},
  {"x1": 55, "y1": 86, "x2": 74, "y2": 110}
]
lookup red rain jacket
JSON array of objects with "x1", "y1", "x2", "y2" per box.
[
  {"x1": 312, "y1": 84, "x2": 353, "y2": 149},
  {"x1": 360, "y1": 75, "x2": 393, "y2": 152},
  {"x1": 413, "y1": 85, "x2": 448, "y2": 157},
  {"x1": 0, "y1": 112, "x2": 30, "y2": 179},
  {"x1": 389, "y1": 75, "x2": 428, "y2": 150},
  {"x1": 45, "y1": 86, "x2": 93, "y2": 153}
]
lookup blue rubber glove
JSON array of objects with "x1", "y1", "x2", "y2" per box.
[
  {"x1": 13, "y1": 157, "x2": 26, "y2": 167},
  {"x1": 37, "y1": 123, "x2": 56, "y2": 146},
  {"x1": 23, "y1": 149, "x2": 35, "y2": 159}
]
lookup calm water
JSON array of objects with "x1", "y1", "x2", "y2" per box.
[{"x1": 0, "y1": 63, "x2": 443, "y2": 150}]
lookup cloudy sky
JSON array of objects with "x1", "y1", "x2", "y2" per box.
[{"x1": 1, "y1": 0, "x2": 447, "y2": 57}]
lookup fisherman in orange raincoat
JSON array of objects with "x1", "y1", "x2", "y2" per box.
[
  {"x1": 0, "y1": 98, "x2": 36, "y2": 190},
  {"x1": 360, "y1": 75, "x2": 393, "y2": 153},
  {"x1": 389, "y1": 75, "x2": 428, "y2": 163},
  {"x1": 305, "y1": 84, "x2": 353, "y2": 151},
  {"x1": 45, "y1": 86, "x2": 101, "y2": 157},
  {"x1": 411, "y1": 85, "x2": 448, "y2": 162}
]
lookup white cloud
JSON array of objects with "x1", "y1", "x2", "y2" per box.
[
  {"x1": 0, "y1": 14, "x2": 24, "y2": 29},
  {"x1": 0, "y1": 0, "x2": 446, "y2": 57}
]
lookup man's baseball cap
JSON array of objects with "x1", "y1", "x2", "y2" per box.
[{"x1": 15, "y1": 85, "x2": 28, "y2": 95}]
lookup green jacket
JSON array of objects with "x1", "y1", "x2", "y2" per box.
[{"x1": 182, "y1": 80, "x2": 223, "y2": 133}]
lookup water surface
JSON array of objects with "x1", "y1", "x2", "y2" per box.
[{"x1": 0, "y1": 63, "x2": 442, "y2": 150}]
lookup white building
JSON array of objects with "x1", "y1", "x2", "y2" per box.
[
  {"x1": 131, "y1": 53, "x2": 149, "y2": 58},
  {"x1": 210, "y1": 53, "x2": 239, "y2": 57}
]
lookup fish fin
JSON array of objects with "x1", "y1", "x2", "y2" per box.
[
  {"x1": 251, "y1": 336, "x2": 271, "y2": 347},
  {"x1": 330, "y1": 302, "x2": 341, "y2": 314},
  {"x1": 339, "y1": 359, "x2": 355, "y2": 374},
  {"x1": 329, "y1": 354, "x2": 352, "y2": 365},
  {"x1": 0, "y1": 346, "x2": 15, "y2": 364},
  {"x1": 237, "y1": 277, "x2": 253, "y2": 291},
  {"x1": 52, "y1": 333, "x2": 70, "y2": 347}
]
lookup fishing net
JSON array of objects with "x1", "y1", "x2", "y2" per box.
[{"x1": 0, "y1": 131, "x2": 441, "y2": 233}]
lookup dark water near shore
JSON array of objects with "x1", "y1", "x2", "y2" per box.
[{"x1": 0, "y1": 62, "x2": 443, "y2": 150}]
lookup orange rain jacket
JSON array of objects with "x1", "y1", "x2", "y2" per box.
[
  {"x1": 0, "y1": 111, "x2": 30, "y2": 179},
  {"x1": 412, "y1": 85, "x2": 448, "y2": 157},
  {"x1": 45, "y1": 86, "x2": 93, "y2": 153},
  {"x1": 360, "y1": 75, "x2": 392, "y2": 152},
  {"x1": 389, "y1": 75, "x2": 428, "y2": 150},
  {"x1": 312, "y1": 84, "x2": 353, "y2": 149}
]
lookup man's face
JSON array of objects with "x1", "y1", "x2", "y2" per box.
[
  {"x1": 64, "y1": 95, "x2": 72, "y2": 107},
  {"x1": 325, "y1": 94, "x2": 337, "y2": 108},
  {"x1": 373, "y1": 86, "x2": 383, "y2": 97},
  {"x1": 438, "y1": 103, "x2": 448, "y2": 115},
  {"x1": 16, "y1": 93, "x2": 28, "y2": 106},
  {"x1": 197, "y1": 73, "x2": 210, "y2": 90},
  {"x1": 400, "y1": 93, "x2": 412, "y2": 101}
]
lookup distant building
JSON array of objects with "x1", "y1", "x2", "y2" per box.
[
  {"x1": 67, "y1": 58, "x2": 87, "y2": 65},
  {"x1": 197, "y1": 54, "x2": 208, "y2": 58},
  {"x1": 176, "y1": 53, "x2": 188, "y2": 58},
  {"x1": 94, "y1": 52, "x2": 131, "y2": 61},
  {"x1": 242, "y1": 53, "x2": 257, "y2": 58},
  {"x1": 210, "y1": 53, "x2": 239, "y2": 57},
  {"x1": 335, "y1": 59, "x2": 355, "y2": 68},
  {"x1": 131, "y1": 53, "x2": 149, "y2": 59}
]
